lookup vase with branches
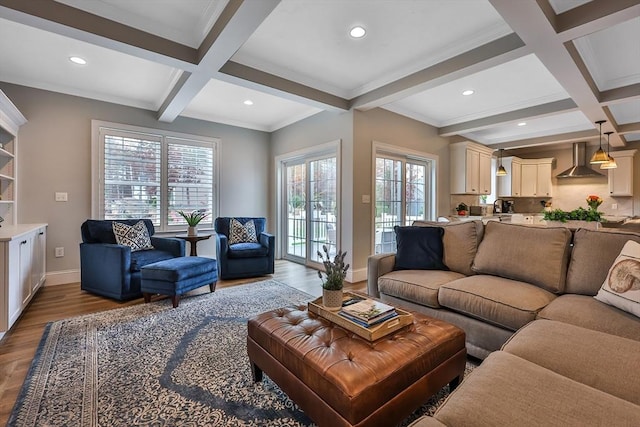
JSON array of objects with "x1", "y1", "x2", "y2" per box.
[{"x1": 317, "y1": 245, "x2": 350, "y2": 310}]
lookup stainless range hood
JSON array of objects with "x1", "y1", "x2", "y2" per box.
[{"x1": 556, "y1": 142, "x2": 605, "y2": 178}]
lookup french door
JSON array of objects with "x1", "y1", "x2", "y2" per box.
[
  {"x1": 374, "y1": 154, "x2": 434, "y2": 254},
  {"x1": 283, "y1": 155, "x2": 338, "y2": 266}
]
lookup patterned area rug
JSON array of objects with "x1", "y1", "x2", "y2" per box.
[{"x1": 9, "y1": 280, "x2": 474, "y2": 426}]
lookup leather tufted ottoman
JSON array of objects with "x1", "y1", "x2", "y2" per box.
[{"x1": 247, "y1": 305, "x2": 466, "y2": 427}]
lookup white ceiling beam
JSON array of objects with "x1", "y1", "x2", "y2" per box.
[
  {"x1": 490, "y1": 0, "x2": 628, "y2": 148},
  {"x1": 491, "y1": 129, "x2": 598, "y2": 150},
  {"x1": 553, "y1": 0, "x2": 640, "y2": 42},
  {"x1": 350, "y1": 33, "x2": 529, "y2": 111},
  {"x1": 618, "y1": 122, "x2": 640, "y2": 135},
  {"x1": 0, "y1": 0, "x2": 198, "y2": 71},
  {"x1": 600, "y1": 83, "x2": 640, "y2": 105},
  {"x1": 157, "y1": 0, "x2": 281, "y2": 122},
  {"x1": 218, "y1": 62, "x2": 349, "y2": 111},
  {"x1": 438, "y1": 98, "x2": 577, "y2": 136}
]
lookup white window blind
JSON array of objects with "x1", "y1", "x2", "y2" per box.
[
  {"x1": 96, "y1": 123, "x2": 218, "y2": 231},
  {"x1": 167, "y1": 138, "x2": 214, "y2": 227},
  {"x1": 103, "y1": 132, "x2": 162, "y2": 223}
]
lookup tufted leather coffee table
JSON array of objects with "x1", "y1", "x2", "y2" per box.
[{"x1": 247, "y1": 305, "x2": 466, "y2": 427}]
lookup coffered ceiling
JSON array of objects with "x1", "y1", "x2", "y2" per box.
[{"x1": 0, "y1": 0, "x2": 638, "y2": 149}]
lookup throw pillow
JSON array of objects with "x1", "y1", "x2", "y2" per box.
[
  {"x1": 229, "y1": 218, "x2": 258, "y2": 245},
  {"x1": 594, "y1": 240, "x2": 640, "y2": 317},
  {"x1": 112, "y1": 220, "x2": 154, "y2": 252},
  {"x1": 393, "y1": 226, "x2": 447, "y2": 271}
]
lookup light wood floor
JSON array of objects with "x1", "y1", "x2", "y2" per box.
[{"x1": 0, "y1": 260, "x2": 366, "y2": 425}]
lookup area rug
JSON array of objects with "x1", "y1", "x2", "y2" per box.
[{"x1": 9, "y1": 280, "x2": 474, "y2": 426}]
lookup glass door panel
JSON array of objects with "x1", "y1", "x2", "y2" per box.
[
  {"x1": 285, "y1": 163, "x2": 306, "y2": 259},
  {"x1": 406, "y1": 162, "x2": 426, "y2": 224},
  {"x1": 309, "y1": 157, "x2": 337, "y2": 262},
  {"x1": 375, "y1": 157, "x2": 402, "y2": 254}
]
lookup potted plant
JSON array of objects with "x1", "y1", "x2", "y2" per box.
[
  {"x1": 317, "y1": 245, "x2": 350, "y2": 311},
  {"x1": 178, "y1": 210, "x2": 209, "y2": 236}
]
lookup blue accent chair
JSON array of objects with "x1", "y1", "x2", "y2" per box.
[
  {"x1": 214, "y1": 217, "x2": 275, "y2": 280},
  {"x1": 80, "y1": 219, "x2": 185, "y2": 300}
]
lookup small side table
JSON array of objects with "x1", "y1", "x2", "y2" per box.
[{"x1": 175, "y1": 234, "x2": 212, "y2": 256}]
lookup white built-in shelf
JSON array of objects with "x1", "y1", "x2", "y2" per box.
[
  {"x1": 0, "y1": 173, "x2": 13, "y2": 182},
  {"x1": 0, "y1": 148, "x2": 14, "y2": 159}
]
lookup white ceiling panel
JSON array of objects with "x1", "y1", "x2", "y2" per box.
[
  {"x1": 384, "y1": 54, "x2": 569, "y2": 127},
  {"x1": 182, "y1": 79, "x2": 322, "y2": 132},
  {"x1": 0, "y1": 18, "x2": 179, "y2": 110},
  {"x1": 54, "y1": 0, "x2": 227, "y2": 48},
  {"x1": 232, "y1": 0, "x2": 511, "y2": 98},
  {"x1": 609, "y1": 99, "x2": 640, "y2": 125},
  {"x1": 625, "y1": 133, "x2": 640, "y2": 142},
  {"x1": 547, "y1": 0, "x2": 592, "y2": 15},
  {"x1": 461, "y1": 110, "x2": 592, "y2": 145},
  {"x1": 574, "y1": 17, "x2": 640, "y2": 91}
]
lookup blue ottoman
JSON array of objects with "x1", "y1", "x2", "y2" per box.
[{"x1": 141, "y1": 256, "x2": 218, "y2": 308}]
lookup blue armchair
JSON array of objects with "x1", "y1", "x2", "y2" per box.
[
  {"x1": 80, "y1": 219, "x2": 185, "y2": 300},
  {"x1": 214, "y1": 217, "x2": 275, "y2": 280}
]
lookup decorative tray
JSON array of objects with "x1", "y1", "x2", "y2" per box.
[{"x1": 307, "y1": 292, "x2": 414, "y2": 341}]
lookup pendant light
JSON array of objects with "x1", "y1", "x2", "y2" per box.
[
  {"x1": 496, "y1": 149, "x2": 507, "y2": 176},
  {"x1": 600, "y1": 131, "x2": 617, "y2": 169},
  {"x1": 590, "y1": 120, "x2": 609, "y2": 164}
]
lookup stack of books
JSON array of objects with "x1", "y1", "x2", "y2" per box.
[{"x1": 339, "y1": 298, "x2": 398, "y2": 328}]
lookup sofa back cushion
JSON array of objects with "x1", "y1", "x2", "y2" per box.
[
  {"x1": 214, "y1": 217, "x2": 266, "y2": 238},
  {"x1": 81, "y1": 219, "x2": 155, "y2": 244},
  {"x1": 566, "y1": 228, "x2": 640, "y2": 295},
  {"x1": 412, "y1": 220, "x2": 483, "y2": 276},
  {"x1": 472, "y1": 222, "x2": 572, "y2": 293}
]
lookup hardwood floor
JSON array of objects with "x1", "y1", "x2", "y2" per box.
[{"x1": 0, "y1": 260, "x2": 366, "y2": 425}]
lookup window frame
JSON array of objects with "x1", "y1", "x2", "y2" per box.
[
  {"x1": 371, "y1": 141, "x2": 438, "y2": 254},
  {"x1": 91, "y1": 120, "x2": 220, "y2": 233}
]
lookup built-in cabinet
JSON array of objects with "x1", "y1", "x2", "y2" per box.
[
  {"x1": 450, "y1": 141, "x2": 494, "y2": 195},
  {"x1": 1, "y1": 225, "x2": 47, "y2": 338},
  {"x1": 0, "y1": 90, "x2": 25, "y2": 226},
  {"x1": 608, "y1": 149, "x2": 637, "y2": 197},
  {"x1": 497, "y1": 157, "x2": 553, "y2": 198}
]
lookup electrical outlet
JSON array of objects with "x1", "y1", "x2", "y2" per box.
[
  {"x1": 55, "y1": 247, "x2": 64, "y2": 257},
  {"x1": 55, "y1": 192, "x2": 68, "y2": 202},
  {"x1": 612, "y1": 203, "x2": 618, "y2": 210}
]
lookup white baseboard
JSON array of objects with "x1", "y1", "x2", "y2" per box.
[
  {"x1": 45, "y1": 269, "x2": 80, "y2": 286},
  {"x1": 346, "y1": 267, "x2": 367, "y2": 284}
]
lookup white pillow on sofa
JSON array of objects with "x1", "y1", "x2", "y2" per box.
[{"x1": 594, "y1": 240, "x2": 640, "y2": 317}]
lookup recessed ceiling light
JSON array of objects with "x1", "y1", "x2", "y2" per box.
[
  {"x1": 243, "y1": 100, "x2": 254, "y2": 106},
  {"x1": 462, "y1": 90, "x2": 474, "y2": 96},
  {"x1": 349, "y1": 26, "x2": 366, "y2": 38},
  {"x1": 69, "y1": 56, "x2": 87, "y2": 65},
  {"x1": 517, "y1": 122, "x2": 527, "y2": 126}
]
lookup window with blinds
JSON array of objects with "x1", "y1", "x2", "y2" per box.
[{"x1": 96, "y1": 123, "x2": 217, "y2": 231}]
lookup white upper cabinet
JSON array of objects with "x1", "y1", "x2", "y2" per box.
[
  {"x1": 520, "y1": 158, "x2": 553, "y2": 197},
  {"x1": 608, "y1": 150, "x2": 637, "y2": 197},
  {"x1": 498, "y1": 156, "x2": 522, "y2": 197},
  {"x1": 450, "y1": 141, "x2": 494, "y2": 195},
  {"x1": 0, "y1": 90, "x2": 26, "y2": 226}
]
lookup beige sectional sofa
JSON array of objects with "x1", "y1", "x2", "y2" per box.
[{"x1": 367, "y1": 221, "x2": 640, "y2": 426}]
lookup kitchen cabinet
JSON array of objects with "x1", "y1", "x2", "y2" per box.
[
  {"x1": 608, "y1": 149, "x2": 637, "y2": 197},
  {"x1": 520, "y1": 159, "x2": 553, "y2": 197},
  {"x1": 1, "y1": 224, "x2": 47, "y2": 339},
  {"x1": 497, "y1": 156, "x2": 522, "y2": 197},
  {"x1": 450, "y1": 141, "x2": 494, "y2": 195}
]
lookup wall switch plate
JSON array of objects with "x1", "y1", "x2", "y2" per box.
[
  {"x1": 55, "y1": 192, "x2": 68, "y2": 202},
  {"x1": 362, "y1": 195, "x2": 370, "y2": 203},
  {"x1": 612, "y1": 203, "x2": 618, "y2": 210},
  {"x1": 55, "y1": 247, "x2": 64, "y2": 257}
]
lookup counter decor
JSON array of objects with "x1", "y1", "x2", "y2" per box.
[{"x1": 543, "y1": 195, "x2": 603, "y2": 229}]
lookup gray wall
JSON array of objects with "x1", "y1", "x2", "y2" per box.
[{"x1": 1, "y1": 83, "x2": 270, "y2": 278}]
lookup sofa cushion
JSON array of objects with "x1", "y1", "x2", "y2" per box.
[
  {"x1": 502, "y1": 319, "x2": 640, "y2": 405},
  {"x1": 439, "y1": 275, "x2": 556, "y2": 331},
  {"x1": 112, "y1": 220, "x2": 154, "y2": 252},
  {"x1": 83, "y1": 219, "x2": 155, "y2": 244},
  {"x1": 393, "y1": 226, "x2": 446, "y2": 271},
  {"x1": 594, "y1": 240, "x2": 640, "y2": 317},
  {"x1": 412, "y1": 220, "x2": 482, "y2": 276},
  {"x1": 537, "y1": 294, "x2": 640, "y2": 341},
  {"x1": 566, "y1": 228, "x2": 640, "y2": 295},
  {"x1": 379, "y1": 270, "x2": 466, "y2": 308},
  {"x1": 228, "y1": 242, "x2": 269, "y2": 258},
  {"x1": 130, "y1": 250, "x2": 177, "y2": 272},
  {"x1": 472, "y1": 222, "x2": 572, "y2": 293},
  {"x1": 431, "y1": 351, "x2": 640, "y2": 427}
]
